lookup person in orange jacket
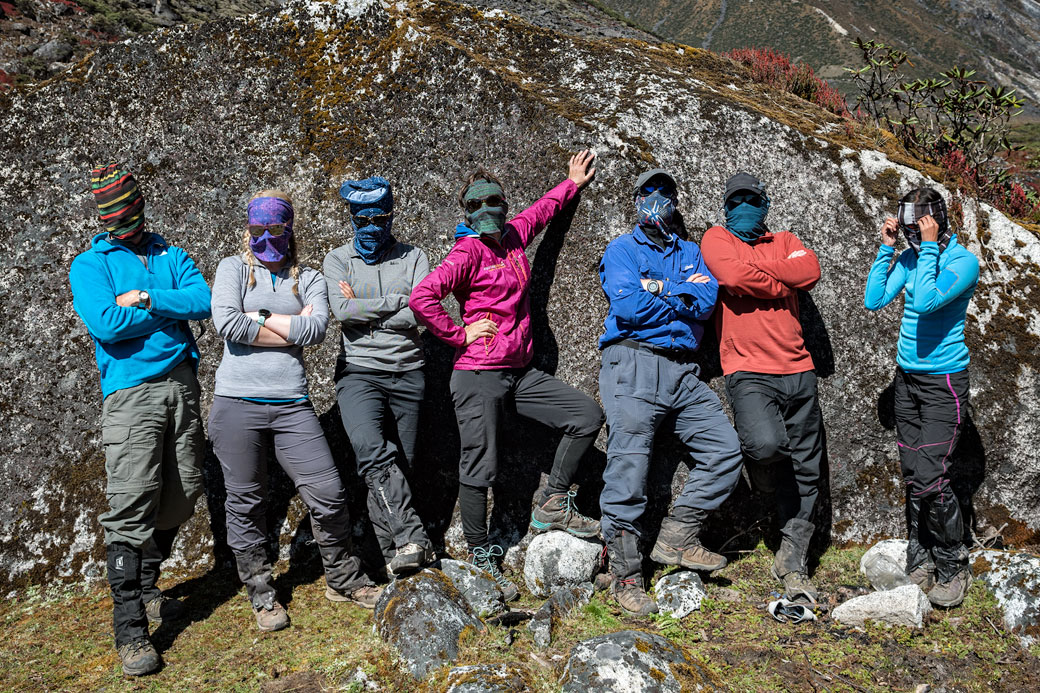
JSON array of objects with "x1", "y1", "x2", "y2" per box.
[{"x1": 701, "y1": 171, "x2": 824, "y2": 604}]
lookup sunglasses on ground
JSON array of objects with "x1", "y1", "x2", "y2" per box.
[
  {"x1": 353, "y1": 212, "x2": 393, "y2": 226},
  {"x1": 248, "y1": 223, "x2": 288, "y2": 237},
  {"x1": 465, "y1": 196, "x2": 506, "y2": 213},
  {"x1": 726, "y1": 193, "x2": 766, "y2": 210}
]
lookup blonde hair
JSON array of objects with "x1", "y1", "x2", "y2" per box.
[{"x1": 244, "y1": 189, "x2": 300, "y2": 296}]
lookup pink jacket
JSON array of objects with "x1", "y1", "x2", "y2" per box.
[{"x1": 409, "y1": 179, "x2": 577, "y2": 370}]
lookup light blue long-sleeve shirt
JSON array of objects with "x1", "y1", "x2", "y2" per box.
[
  {"x1": 69, "y1": 232, "x2": 211, "y2": 398},
  {"x1": 864, "y1": 235, "x2": 979, "y2": 374}
]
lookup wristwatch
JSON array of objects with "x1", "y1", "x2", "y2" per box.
[
  {"x1": 137, "y1": 291, "x2": 151, "y2": 310},
  {"x1": 258, "y1": 309, "x2": 271, "y2": 327},
  {"x1": 646, "y1": 279, "x2": 662, "y2": 295}
]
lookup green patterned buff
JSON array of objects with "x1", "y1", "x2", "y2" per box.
[{"x1": 463, "y1": 180, "x2": 508, "y2": 236}]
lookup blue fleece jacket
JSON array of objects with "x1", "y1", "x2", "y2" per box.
[
  {"x1": 69, "y1": 232, "x2": 212, "y2": 398},
  {"x1": 598, "y1": 226, "x2": 718, "y2": 351},
  {"x1": 863, "y1": 236, "x2": 979, "y2": 374}
]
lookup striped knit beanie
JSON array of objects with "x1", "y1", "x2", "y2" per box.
[{"x1": 90, "y1": 164, "x2": 145, "y2": 238}]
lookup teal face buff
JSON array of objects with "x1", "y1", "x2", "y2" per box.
[
  {"x1": 463, "y1": 180, "x2": 508, "y2": 236},
  {"x1": 724, "y1": 192, "x2": 771, "y2": 242}
]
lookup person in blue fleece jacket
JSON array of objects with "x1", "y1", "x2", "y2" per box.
[
  {"x1": 864, "y1": 186, "x2": 979, "y2": 609},
  {"x1": 69, "y1": 164, "x2": 211, "y2": 677}
]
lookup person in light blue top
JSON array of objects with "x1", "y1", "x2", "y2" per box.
[{"x1": 864, "y1": 186, "x2": 979, "y2": 609}]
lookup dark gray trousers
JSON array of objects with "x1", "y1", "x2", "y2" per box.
[
  {"x1": 724, "y1": 370, "x2": 823, "y2": 524},
  {"x1": 336, "y1": 367, "x2": 430, "y2": 562},
  {"x1": 208, "y1": 396, "x2": 368, "y2": 592},
  {"x1": 599, "y1": 343, "x2": 743, "y2": 542}
]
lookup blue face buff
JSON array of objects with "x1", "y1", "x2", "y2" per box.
[
  {"x1": 340, "y1": 176, "x2": 395, "y2": 265},
  {"x1": 724, "y1": 192, "x2": 771, "y2": 242},
  {"x1": 635, "y1": 190, "x2": 677, "y2": 238}
]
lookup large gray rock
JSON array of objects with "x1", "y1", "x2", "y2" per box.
[
  {"x1": 373, "y1": 568, "x2": 485, "y2": 680},
  {"x1": 559, "y1": 630, "x2": 718, "y2": 692},
  {"x1": 528, "y1": 583, "x2": 592, "y2": 648},
  {"x1": 439, "y1": 558, "x2": 507, "y2": 618},
  {"x1": 442, "y1": 663, "x2": 531, "y2": 692},
  {"x1": 654, "y1": 570, "x2": 706, "y2": 618},
  {"x1": 32, "y1": 40, "x2": 72, "y2": 63},
  {"x1": 523, "y1": 531, "x2": 602, "y2": 597},
  {"x1": 973, "y1": 549, "x2": 1040, "y2": 645},
  {"x1": 832, "y1": 584, "x2": 932, "y2": 628},
  {"x1": 1, "y1": 0, "x2": 1039, "y2": 590},
  {"x1": 860, "y1": 539, "x2": 913, "y2": 591}
]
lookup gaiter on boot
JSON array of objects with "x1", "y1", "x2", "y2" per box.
[
  {"x1": 905, "y1": 497, "x2": 935, "y2": 573},
  {"x1": 650, "y1": 506, "x2": 727, "y2": 571},
  {"x1": 318, "y1": 541, "x2": 370, "y2": 596},
  {"x1": 607, "y1": 530, "x2": 657, "y2": 615},
  {"x1": 926, "y1": 493, "x2": 969, "y2": 583},
  {"x1": 773, "y1": 518, "x2": 818, "y2": 602},
  {"x1": 364, "y1": 465, "x2": 428, "y2": 564},
  {"x1": 234, "y1": 544, "x2": 277, "y2": 610},
  {"x1": 107, "y1": 543, "x2": 148, "y2": 647},
  {"x1": 140, "y1": 526, "x2": 179, "y2": 604}
]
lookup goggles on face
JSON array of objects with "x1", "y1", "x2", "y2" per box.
[{"x1": 248, "y1": 223, "x2": 288, "y2": 237}]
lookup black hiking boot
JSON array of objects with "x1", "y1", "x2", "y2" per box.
[
  {"x1": 388, "y1": 543, "x2": 435, "y2": 578},
  {"x1": 108, "y1": 543, "x2": 161, "y2": 675}
]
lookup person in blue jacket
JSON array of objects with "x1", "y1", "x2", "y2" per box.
[
  {"x1": 597, "y1": 169, "x2": 743, "y2": 615},
  {"x1": 69, "y1": 165, "x2": 211, "y2": 676},
  {"x1": 864, "y1": 186, "x2": 979, "y2": 608}
]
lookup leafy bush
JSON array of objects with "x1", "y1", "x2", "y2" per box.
[{"x1": 726, "y1": 47, "x2": 849, "y2": 118}]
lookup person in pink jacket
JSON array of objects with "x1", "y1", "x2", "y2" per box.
[{"x1": 409, "y1": 150, "x2": 604, "y2": 600}]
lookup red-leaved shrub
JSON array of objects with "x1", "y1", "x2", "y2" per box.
[{"x1": 726, "y1": 47, "x2": 850, "y2": 118}]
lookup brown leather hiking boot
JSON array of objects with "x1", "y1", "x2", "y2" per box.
[
  {"x1": 530, "y1": 490, "x2": 600, "y2": 538},
  {"x1": 606, "y1": 531, "x2": 658, "y2": 616},
  {"x1": 144, "y1": 593, "x2": 185, "y2": 625},
  {"x1": 907, "y1": 563, "x2": 937, "y2": 593},
  {"x1": 325, "y1": 584, "x2": 384, "y2": 609},
  {"x1": 611, "y1": 576, "x2": 658, "y2": 616},
  {"x1": 253, "y1": 602, "x2": 290, "y2": 632},
  {"x1": 117, "y1": 638, "x2": 161, "y2": 676},
  {"x1": 928, "y1": 569, "x2": 971, "y2": 608},
  {"x1": 772, "y1": 519, "x2": 818, "y2": 603},
  {"x1": 650, "y1": 516, "x2": 727, "y2": 572}
]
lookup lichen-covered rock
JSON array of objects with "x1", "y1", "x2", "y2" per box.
[
  {"x1": 1, "y1": 0, "x2": 1039, "y2": 590},
  {"x1": 972, "y1": 549, "x2": 1040, "y2": 645},
  {"x1": 441, "y1": 663, "x2": 531, "y2": 693},
  {"x1": 439, "y1": 558, "x2": 507, "y2": 618},
  {"x1": 559, "y1": 630, "x2": 718, "y2": 692},
  {"x1": 528, "y1": 582, "x2": 592, "y2": 648},
  {"x1": 860, "y1": 539, "x2": 913, "y2": 591},
  {"x1": 654, "y1": 570, "x2": 706, "y2": 618},
  {"x1": 373, "y1": 568, "x2": 485, "y2": 680},
  {"x1": 523, "y1": 532, "x2": 602, "y2": 597},
  {"x1": 832, "y1": 584, "x2": 932, "y2": 628}
]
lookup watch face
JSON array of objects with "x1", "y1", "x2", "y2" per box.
[{"x1": 259, "y1": 309, "x2": 272, "y2": 318}]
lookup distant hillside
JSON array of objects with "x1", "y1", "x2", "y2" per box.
[{"x1": 595, "y1": 0, "x2": 1040, "y2": 114}]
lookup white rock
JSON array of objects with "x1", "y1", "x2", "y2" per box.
[
  {"x1": 832, "y1": 584, "x2": 932, "y2": 628},
  {"x1": 654, "y1": 570, "x2": 706, "y2": 618},
  {"x1": 972, "y1": 549, "x2": 1040, "y2": 645},
  {"x1": 523, "y1": 531, "x2": 602, "y2": 597},
  {"x1": 860, "y1": 539, "x2": 912, "y2": 591}
]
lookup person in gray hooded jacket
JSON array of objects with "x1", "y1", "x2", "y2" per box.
[{"x1": 323, "y1": 176, "x2": 434, "y2": 577}]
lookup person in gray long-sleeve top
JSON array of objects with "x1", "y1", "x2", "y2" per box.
[
  {"x1": 324, "y1": 176, "x2": 434, "y2": 578},
  {"x1": 209, "y1": 189, "x2": 380, "y2": 632}
]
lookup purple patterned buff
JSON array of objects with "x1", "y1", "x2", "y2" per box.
[{"x1": 247, "y1": 196, "x2": 294, "y2": 263}]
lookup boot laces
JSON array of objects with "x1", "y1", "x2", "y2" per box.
[
  {"x1": 559, "y1": 490, "x2": 594, "y2": 525},
  {"x1": 471, "y1": 545, "x2": 510, "y2": 587}
]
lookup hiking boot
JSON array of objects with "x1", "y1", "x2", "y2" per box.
[
  {"x1": 469, "y1": 545, "x2": 520, "y2": 602},
  {"x1": 928, "y1": 569, "x2": 971, "y2": 608},
  {"x1": 325, "y1": 584, "x2": 383, "y2": 609},
  {"x1": 650, "y1": 512, "x2": 727, "y2": 572},
  {"x1": 253, "y1": 602, "x2": 290, "y2": 632},
  {"x1": 117, "y1": 637, "x2": 161, "y2": 676},
  {"x1": 388, "y1": 543, "x2": 435, "y2": 577},
  {"x1": 907, "y1": 562, "x2": 937, "y2": 593},
  {"x1": 606, "y1": 531, "x2": 658, "y2": 616},
  {"x1": 773, "y1": 518, "x2": 818, "y2": 603},
  {"x1": 530, "y1": 490, "x2": 600, "y2": 538},
  {"x1": 144, "y1": 593, "x2": 186, "y2": 625}
]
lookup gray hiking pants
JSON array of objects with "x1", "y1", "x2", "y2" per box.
[
  {"x1": 599, "y1": 343, "x2": 743, "y2": 542},
  {"x1": 336, "y1": 367, "x2": 430, "y2": 562},
  {"x1": 99, "y1": 360, "x2": 204, "y2": 547},
  {"x1": 208, "y1": 396, "x2": 368, "y2": 591}
]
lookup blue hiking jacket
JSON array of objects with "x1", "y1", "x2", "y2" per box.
[
  {"x1": 864, "y1": 236, "x2": 979, "y2": 374},
  {"x1": 69, "y1": 232, "x2": 212, "y2": 398},
  {"x1": 598, "y1": 226, "x2": 718, "y2": 351}
]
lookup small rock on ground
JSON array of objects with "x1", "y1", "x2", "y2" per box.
[
  {"x1": 440, "y1": 558, "x2": 507, "y2": 617},
  {"x1": 655, "y1": 570, "x2": 706, "y2": 618},
  {"x1": 528, "y1": 583, "x2": 592, "y2": 648},
  {"x1": 443, "y1": 663, "x2": 531, "y2": 692},
  {"x1": 972, "y1": 549, "x2": 1040, "y2": 645},
  {"x1": 523, "y1": 531, "x2": 602, "y2": 597},
  {"x1": 374, "y1": 568, "x2": 485, "y2": 680},
  {"x1": 860, "y1": 539, "x2": 912, "y2": 591},
  {"x1": 832, "y1": 584, "x2": 932, "y2": 628},
  {"x1": 559, "y1": 630, "x2": 718, "y2": 692}
]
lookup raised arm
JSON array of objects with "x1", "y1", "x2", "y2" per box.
[
  {"x1": 863, "y1": 246, "x2": 909, "y2": 311},
  {"x1": 409, "y1": 247, "x2": 474, "y2": 347},
  {"x1": 700, "y1": 227, "x2": 793, "y2": 299},
  {"x1": 148, "y1": 247, "x2": 212, "y2": 320},
  {"x1": 510, "y1": 150, "x2": 595, "y2": 247},
  {"x1": 912, "y1": 242, "x2": 978, "y2": 314},
  {"x1": 749, "y1": 233, "x2": 821, "y2": 291},
  {"x1": 324, "y1": 249, "x2": 408, "y2": 325},
  {"x1": 70, "y1": 253, "x2": 175, "y2": 343}
]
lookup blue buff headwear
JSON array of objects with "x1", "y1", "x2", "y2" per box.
[
  {"x1": 340, "y1": 176, "x2": 395, "y2": 265},
  {"x1": 723, "y1": 171, "x2": 771, "y2": 242},
  {"x1": 247, "y1": 196, "x2": 294, "y2": 263},
  {"x1": 633, "y1": 169, "x2": 678, "y2": 240}
]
